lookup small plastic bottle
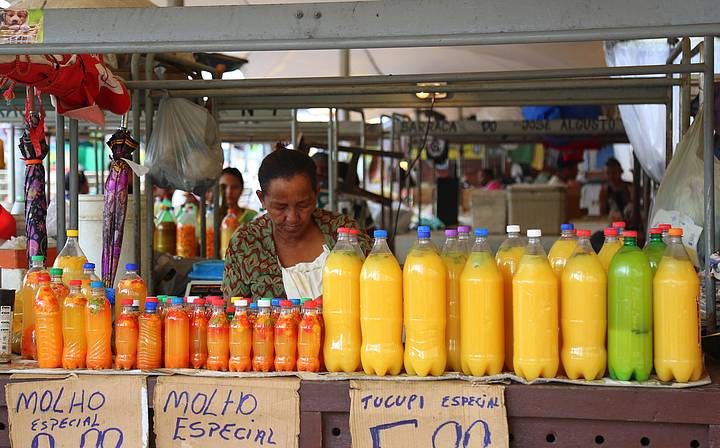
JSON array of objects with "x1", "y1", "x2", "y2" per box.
[
  {"x1": 116, "y1": 263, "x2": 147, "y2": 320},
  {"x1": 165, "y1": 297, "x2": 190, "y2": 369},
  {"x1": 21, "y1": 255, "x2": 49, "y2": 359},
  {"x1": 190, "y1": 297, "x2": 209, "y2": 369},
  {"x1": 206, "y1": 298, "x2": 230, "y2": 371},
  {"x1": 456, "y1": 225, "x2": 472, "y2": 254},
  {"x1": 115, "y1": 299, "x2": 139, "y2": 370},
  {"x1": 34, "y1": 274, "x2": 63, "y2": 368},
  {"x1": 80, "y1": 263, "x2": 101, "y2": 299},
  {"x1": 62, "y1": 280, "x2": 87, "y2": 369},
  {"x1": 274, "y1": 300, "x2": 298, "y2": 371},
  {"x1": 137, "y1": 298, "x2": 163, "y2": 370},
  {"x1": 229, "y1": 299, "x2": 252, "y2": 372},
  {"x1": 177, "y1": 204, "x2": 198, "y2": 258},
  {"x1": 252, "y1": 299, "x2": 275, "y2": 372},
  {"x1": 86, "y1": 282, "x2": 113, "y2": 369},
  {"x1": 297, "y1": 300, "x2": 322, "y2": 372}
]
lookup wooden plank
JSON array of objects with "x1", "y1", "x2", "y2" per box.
[
  {"x1": 300, "y1": 411, "x2": 322, "y2": 448},
  {"x1": 300, "y1": 381, "x2": 350, "y2": 412}
]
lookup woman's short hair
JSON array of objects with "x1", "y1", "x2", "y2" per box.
[{"x1": 258, "y1": 148, "x2": 318, "y2": 193}]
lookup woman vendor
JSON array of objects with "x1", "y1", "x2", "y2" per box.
[{"x1": 222, "y1": 148, "x2": 371, "y2": 299}]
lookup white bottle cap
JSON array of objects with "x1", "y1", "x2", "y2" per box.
[
  {"x1": 258, "y1": 299, "x2": 271, "y2": 308},
  {"x1": 234, "y1": 299, "x2": 249, "y2": 307},
  {"x1": 527, "y1": 229, "x2": 542, "y2": 238},
  {"x1": 507, "y1": 225, "x2": 520, "y2": 233},
  {"x1": 132, "y1": 299, "x2": 140, "y2": 307}
]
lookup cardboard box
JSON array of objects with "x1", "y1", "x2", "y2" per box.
[
  {"x1": 470, "y1": 189, "x2": 507, "y2": 234},
  {"x1": 507, "y1": 184, "x2": 567, "y2": 235},
  {"x1": 0, "y1": 247, "x2": 56, "y2": 269}
]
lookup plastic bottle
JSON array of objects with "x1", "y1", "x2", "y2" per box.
[
  {"x1": 248, "y1": 302, "x2": 258, "y2": 327},
  {"x1": 189, "y1": 298, "x2": 208, "y2": 369},
  {"x1": 612, "y1": 221, "x2": 626, "y2": 243},
  {"x1": 403, "y1": 225, "x2": 447, "y2": 377},
  {"x1": 561, "y1": 229, "x2": 607, "y2": 380},
  {"x1": 21, "y1": 255, "x2": 49, "y2": 359},
  {"x1": 53, "y1": 229, "x2": 88, "y2": 284},
  {"x1": 154, "y1": 206, "x2": 177, "y2": 255},
  {"x1": 80, "y1": 263, "x2": 101, "y2": 299},
  {"x1": 359, "y1": 229, "x2": 403, "y2": 376},
  {"x1": 459, "y1": 228, "x2": 504, "y2": 376},
  {"x1": 271, "y1": 298, "x2": 282, "y2": 322},
  {"x1": 290, "y1": 298, "x2": 302, "y2": 323},
  {"x1": 598, "y1": 227, "x2": 622, "y2": 272},
  {"x1": 495, "y1": 224, "x2": 525, "y2": 372},
  {"x1": 205, "y1": 205, "x2": 215, "y2": 259},
  {"x1": 274, "y1": 300, "x2": 298, "y2": 371},
  {"x1": 137, "y1": 298, "x2": 163, "y2": 370},
  {"x1": 86, "y1": 282, "x2": 113, "y2": 369},
  {"x1": 229, "y1": 299, "x2": 252, "y2": 372},
  {"x1": 441, "y1": 228, "x2": 467, "y2": 372},
  {"x1": 226, "y1": 305, "x2": 236, "y2": 321},
  {"x1": 115, "y1": 299, "x2": 139, "y2": 370},
  {"x1": 643, "y1": 228, "x2": 667, "y2": 276},
  {"x1": 220, "y1": 209, "x2": 239, "y2": 259},
  {"x1": 252, "y1": 299, "x2": 274, "y2": 372},
  {"x1": 49, "y1": 268, "x2": 70, "y2": 314},
  {"x1": 323, "y1": 228, "x2": 363, "y2": 373},
  {"x1": 132, "y1": 299, "x2": 141, "y2": 315},
  {"x1": 116, "y1": 263, "x2": 147, "y2": 321},
  {"x1": 653, "y1": 228, "x2": 703, "y2": 382},
  {"x1": 165, "y1": 297, "x2": 190, "y2": 368},
  {"x1": 34, "y1": 274, "x2": 63, "y2": 368},
  {"x1": 548, "y1": 223, "x2": 577, "y2": 280},
  {"x1": 297, "y1": 300, "x2": 323, "y2": 372},
  {"x1": 457, "y1": 225, "x2": 472, "y2": 254},
  {"x1": 607, "y1": 230, "x2": 653, "y2": 381},
  {"x1": 347, "y1": 228, "x2": 366, "y2": 260},
  {"x1": 176, "y1": 205, "x2": 198, "y2": 258},
  {"x1": 62, "y1": 280, "x2": 87, "y2": 369},
  {"x1": 206, "y1": 298, "x2": 229, "y2": 371},
  {"x1": 513, "y1": 229, "x2": 559, "y2": 380},
  {"x1": 658, "y1": 223, "x2": 672, "y2": 245},
  {"x1": 153, "y1": 196, "x2": 163, "y2": 222}
]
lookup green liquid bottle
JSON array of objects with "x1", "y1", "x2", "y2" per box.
[
  {"x1": 608, "y1": 231, "x2": 653, "y2": 381},
  {"x1": 643, "y1": 228, "x2": 667, "y2": 277}
]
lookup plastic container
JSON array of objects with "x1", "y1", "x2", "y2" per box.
[
  {"x1": 176, "y1": 205, "x2": 198, "y2": 258},
  {"x1": 86, "y1": 282, "x2": 113, "y2": 369},
  {"x1": 115, "y1": 263, "x2": 147, "y2": 320},
  {"x1": 206, "y1": 298, "x2": 230, "y2": 371},
  {"x1": 359, "y1": 229, "x2": 403, "y2": 376},
  {"x1": 49, "y1": 268, "x2": 69, "y2": 316},
  {"x1": 62, "y1": 280, "x2": 87, "y2": 369},
  {"x1": 608, "y1": 231, "x2": 653, "y2": 381},
  {"x1": 513, "y1": 229, "x2": 559, "y2": 380},
  {"x1": 53, "y1": 229, "x2": 88, "y2": 284},
  {"x1": 137, "y1": 299, "x2": 163, "y2": 370},
  {"x1": 165, "y1": 297, "x2": 190, "y2": 368},
  {"x1": 459, "y1": 228, "x2": 504, "y2": 376},
  {"x1": 495, "y1": 224, "x2": 524, "y2": 372},
  {"x1": 598, "y1": 227, "x2": 622, "y2": 272},
  {"x1": 297, "y1": 300, "x2": 322, "y2": 372},
  {"x1": 548, "y1": 223, "x2": 577, "y2": 280},
  {"x1": 643, "y1": 228, "x2": 667, "y2": 276},
  {"x1": 34, "y1": 274, "x2": 63, "y2": 368},
  {"x1": 456, "y1": 225, "x2": 472, "y2": 254},
  {"x1": 21, "y1": 255, "x2": 49, "y2": 359},
  {"x1": 205, "y1": 205, "x2": 215, "y2": 259},
  {"x1": 252, "y1": 299, "x2": 274, "y2": 372},
  {"x1": 403, "y1": 226, "x2": 447, "y2": 376},
  {"x1": 229, "y1": 299, "x2": 252, "y2": 372},
  {"x1": 274, "y1": 300, "x2": 298, "y2": 371},
  {"x1": 190, "y1": 297, "x2": 209, "y2": 369},
  {"x1": 154, "y1": 205, "x2": 177, "y2": 255},
  {"x1": 220, "y1": 209, "x2": 239, "y2": 259},
  {"x1": 80, "y1": 263, "x2": 101, "y2": 300},
  {"x1": 115, "y1": 299, "x2": 139, "y2": 369},
  {"x1": 441, "y1": 228, "x2": 467, "y2": 372},
  {"x1": 347, "y1": 228, "x2": 366, "y2": 260},
  {"x1": 653, "y1": 228, "x2": 703, "y2": 382},
  {"x1": 561, "y1": 229, "x2": 607, "y2": 380},
  {"x1": 612, "y1": 221, "x2": 626, "y2": 240},
  {"x1": 323, "y1": 228, "x2": 362, "y2": 373}
]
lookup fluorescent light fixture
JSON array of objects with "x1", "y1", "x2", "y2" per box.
[{"x1": 415, "y1": 82, "x2": 448, "y2": 100}]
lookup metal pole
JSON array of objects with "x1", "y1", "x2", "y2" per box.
[
  {"x1": 681, "y1": 37, "x2": 692, "y2": 136},
  {"x1": 212, "y1": 99, "x2": 221, "y2": 259},
  {"x1": 131, "y1": 53, "x2": 143, "y2": 279},
  {"x1": 631, "y1": 153, "x2": 641, "y2": 232},
  {"x1": 68, "y1": 119, "x2": 79, "y2": 230},
  {"x1": 665, "y1": 91, "x2": 674, "y2": 167},
  {"x1": 379, "y1": 118, "x2": 385, "y2": 230},
  {"x1": 327, "y1": 108, "x2": 337, "y2": 212},
  {"x1": 8, "y1": 126, "x2": 15, "y2": 205},
  {"x1": 144, "y1": 53, "x2": 156, "y2": 291},
  {"x1": 94, "y1": 134, "x2": 100, "y2": 194},
  {"x1": 200, "y1": 197, "x2": 207, "y2": 258},
  {"x1": 702, "y1": 35, "x2": 716, "y2": 332},
  {"x1": 55, "y1": 115, "x2": 65, "y2": 249},
  {"x1": 291, "y1": 109, "x2": 297, "y2": 149}
]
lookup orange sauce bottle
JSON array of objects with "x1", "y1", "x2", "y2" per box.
[
  {"x1": 137, "y1": 298, "x2": 163, "y2": 370},
  {"x1": 34, "y1": 274, "x2": 63, "y2": 368},
  {"x1": 252, "y1": 299, "x2": 274, "y2": 372},
  {"x1": 115, "y1": 299, "x2": 139, "y2": 369},
  {"x1": 274, "y1": 300, "x2": 298, "y2": 371},
  {"x1": 62, "y1": 280, "x2": 87, "y2": 369},
  {"x1": 206, "y1": 298, "x2": 229, "y2": 371},
  {"x1": 164, "y1": 297, "x2": 190, "y2": 368},
  {"x1": 190, "y1": 298, "x2": 209, "y2": 369},
  {"x1": 86, "y1": 282, "x2": 113, "y2": 369}
]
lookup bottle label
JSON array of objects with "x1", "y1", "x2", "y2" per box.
[{"x1": 0, "y1": 305, "x2": 13, "y2": 357}]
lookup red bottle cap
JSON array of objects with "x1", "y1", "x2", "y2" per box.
[
  {"x1": 604, "y1": 228, "x2": 618, "y2": 237},
  {"x1": 623, "y1": 230, "x2": 638, "y2": 238},
  {"x1": 669, "y1": 228, "x2": 684, "y2": 237},
  {"x1": 612, "y1": 221, "x2": 626, "y2": 228},
  {"x1": 658, "y1": 223, "x2": 672, "y2": 231},
  {"x1": 337, "y1": 227, "x2": 350, "y2": 234},
  {"x1": 280, "y1": 300, "x2": 293, "y2": 307},
  {"x1": 303, "y1": 300, "x2": 317, "y2": 309},
  {"x1": 145, "y1": 297, "x2": 158, "y2": 303},
  {"x1": 649, "y1": 228, "x2": 662, "y2": 235},
  {"x1": 226, "y1": 306, "x2": 235, "y2": 313},
  {"x1": 37, "y1": 274, "x2": 50, "y2": 282},
  {"x1": 121, "y1": 298, "x2": 133, "y2": 306},
  {"x1": 348, "y1": 229, "x2": 359, "y2": 235},
  {"x1": 577, "y1": 229, "x2": 591, "y2": 237},
  {"x1": 68, "y1": 280, "x2": 82, "y2": 287},
  {"x1": 214, "y1": 298, "x2": 225, "y2": 307},
  {"x1": 195, "y1": 298, "x2": 206, "y2": 305}
]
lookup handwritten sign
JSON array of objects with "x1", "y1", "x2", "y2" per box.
[
  {"x1": 6, "y1": 374, "x2": 148, "y2": 447},
  {"x1": 153, "y1": 376, "x2": 300, "y2": 448},
  {"x1": 350, "y1": 380, "x2": 508, "y2": 448}
]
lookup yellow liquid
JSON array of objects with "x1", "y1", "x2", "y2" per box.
[
  {"x1": 496, "y1": 246, "x2": 524, "y2": 372},
  {"x1": 548, "y1": 239, "x2": 577, "y2": 280},
  {"x1": 513, "y1": 255, "x2": 559, "y2": 380},
  {"x1": 359, "y1": 252, "x2": 404, "y2": 376},
  {"x1": 323, "y1": 250, "x2": 363, "y2": 373},
  {"x1": 598, "y1": 240, "x2": 622, "y2": 272},
  {"x1": 54, "y1": 255, "x2": 88, "y2": 285},
  {"x1": 460, "y1": 252, "x2": 504, "y2": 376},
  {"x1": 561, "y1": 252, "x2": 607, "y2": 380},
  {"x1": 403, "y1": 246, "x2": 447, "y2": 376},
  {"x1": 442, "y1": 251, "x2": 467, "y2": 372},
  {"x1": 653, "y1": 257, "x2": 703, "y2": 382}
]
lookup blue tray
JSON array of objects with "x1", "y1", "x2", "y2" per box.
[{"x1": 187, "y1": 260, "x2": 225, "y2": 281}]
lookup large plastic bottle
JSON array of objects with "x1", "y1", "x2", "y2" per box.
[
  {"x1": 275, "y1": 300, "x2": 298, "y2": 371},
  {"x1": 21, "y1": 255, "x2": 49, "y2": 359},
  {"x1": 165, "y1": 297, "x2": 190, "y2": 368},
  {"x1": 495, "y1": 224, "x2": 524, "y2": 372},
  {"x1": 658, "y1": 223, "x2": 672, "y2": 244},
  {"x1": 598, "y1": 227, "x2": 622, "y2": 272},
  {"x1": 176, "y1": 205, "x2": 198, "y2": 258},
  {"x1": 34, "y1": 274, "x2": 63, "y2": 368},
  {"x1": 62, "y1": 280, "x2": 87, "y2": 369},
  {"x1": 297, "y1": 300, "x2": 323, "y2": 372},
  {"x1": 441, "y1": 228, "x2": 467, "y2": 372},
  {"x1": 643, "y1": 228, "x2": 667, "y2": 276},
  {"x1": 561, "y1": 229, "x2": 607, "y2": 380},
  {"x1": 190, "y1": 297, "x2": 209, "y2": 369},
  {"x1": 403, "y1": 226, "x2": 447, "y2": 377},
  {"x1": 607, "y1": 230, "x2": 653, "y2": 381},
  {"x1": 116, "y1": 263, "x2": 147, "y2": 321},
  {"x1": 229, "y1": 299, "x2": 252, "y2": 372},
  {"x1": 513, "y1": 229, "x2": 559, "y2": 380},
  {"x1": 154, "y1": 206, "x2": 177, "y2": 255},
  {"x1": 205, "y1": 205, "x2": 215, "y2": 259},
  {"x1": 347, "y1": 228, "x2": 366, "y2": 260},
  {"x1": 460, "y1": 228, "x2": 504, "y2": 376},
  {"x1": 137, "y1": 298, "x2": 163, "y2": 370},
  {"x1": 115, "y1": 299, "x2": 139, "y2": 369},
  {"x1": 457, "y1": 225, "x2": 472, "y2": 254},
  {"x1": 80, "y1": 263, "x2": 101, "y2": 299},
  {"x1": 323, "y1": 228, "x2": 362, "y2": 373},
  {"x1": 206, "y1": 298, "x2": 229, "y2": 371},
  {"x1": 653, "y1": 228, "x2": 703, "y2": 382},
  {"x1": 49, "y1": 268, "x2": 70, "y2": 316},
  {"x1": 252, "y1": 299, "x2": 274, "y2": 372},
  {"x1": 359, "y1": 229, "x2": 403, "y2": 376},
  {"x1": 86, "y1": 282, "x2": 113, "y2": 369},
  {"x1": 220, "y1": 209, "x2": 239, "y2": 259},
  {"x1": 53, "y1": 229, "x2": 88, "y2": 284},
  {"x1": 548, "y1": 223, "x2": 577, "y2": 280}
]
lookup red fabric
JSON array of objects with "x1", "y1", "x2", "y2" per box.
[{"x1": 0, "y1": 204, "x2": 16, "y2": 240}]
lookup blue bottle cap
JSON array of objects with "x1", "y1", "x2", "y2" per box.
[
  {"x1": 291, "y1": 299, "x2": 301, "y2": 305},
  {"x1": 249, "y1": 302, "x2": 258, "y2": 309},
  {"x1": 125, "y1": 263, "x2": 138, "y2": 271},
  {"x1": 271, "y1": 298, "x2": 281, "y2": 307},
  {"x1": 171, "y1": 297, "x2": 184, "y2": 305},
  {"x1": 90, "y1": 281, "x2": 104, "y2": 288},
  {"x1": 105, "y1": 289, "x2": 115, "y2": 305},
  {"x1": 145, "y1": 301, "x2": 157, "y2": 311},
  {"x1": 560, "y1": 223, "x2": 574, "y2": 231},
  {"x1": 84, "y1": 263, "x2": 95, "y2": 269},
  {"x1": 417, "y1": 225, "x2": 431, "y2": 233},
  {"x1": 474, "y1": 228, "x2": 489, "y2": 237},
  {"x1": 374, "y1": 229, "x2": 388, "y2": 238}
]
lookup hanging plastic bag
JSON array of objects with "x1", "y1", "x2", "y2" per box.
[
  {"x1": 145, "y1": 97, "x2": 223, "y2": 194},
  {"x1": 650, "y1": 106, "x2": 720, "y2": 268}
]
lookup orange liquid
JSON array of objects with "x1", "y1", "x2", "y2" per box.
[
  {"x1": 115, "y1": 311, "x2": 139, "y2": 369},
  {"x1": 252, "y1": 312, "x2": 274, "y2": 372},
  {"x1": 50, "y1": 282, "x2": 69, "y2": 310},
  {"x1": 62, "y1": 291, "x2": 87, "y2": 369},
  {"x1": 86, "y1": 295, "x2": 113, "y2": 369},
  {"x1": 274, "y1": 312, "x2": 298, "y2": 371},
  {"x1": 177, "y1": 223, "x2": 198, "y2": 258},
  {"x1": 137, "y1": 312, "x2": 163, "y2": 370},
  {"x1": 116, "y1": 278, "x2": 147, "y2": 325},
  {"x1": 207, "y1": 311, "x2": 229, "y2": 371},
  {"x1": 165, "y1": 308, "x2": 190, "y2": 368},
  {"x1": 206, "y1": 228, "x2": 214, "y2": 258},
  {"x1": 21, "y1": 269, "x2": 46, "y2": 359},
  {"x1": 190, "y1": 307, "x2": 208, "y2": 369},
  {"x1": 220, "y1": 213, "x2": 239, "y2": 259},
  {"x1": 35, "y1": 285, "x2": 63, "y2": 368},
  {"x1": 229, "y1": 311, "x2": 252, "y2": 372},
  {"x1": 297, "y1": 312, "x2": 322, "y2": 372}
]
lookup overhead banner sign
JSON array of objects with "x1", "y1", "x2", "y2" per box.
[
  {"x1": 153, "y1": 376, "x2": 300, "y2": 448},
  {"x1": 6, "y1": 374, "x2": 148, "y2": 447},
  {"x1": 350, "y1": 380, "x2": 508, "y2": 448}
]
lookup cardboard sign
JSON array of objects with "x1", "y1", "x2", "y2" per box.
[
  {"x1": 153, "y1": 376, "x2": 300, "y2": 448},
  {"x1": 350, "y1": 380, "x2": 508, "y2": 448},
  {"x1": 6, "y1": 374, "x2": 148, "y2": 447}
]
